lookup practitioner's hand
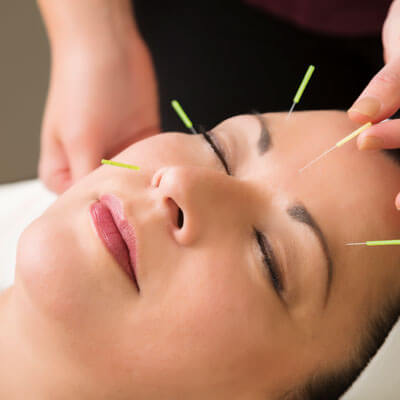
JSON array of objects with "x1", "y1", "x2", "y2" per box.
[
  {"x1": 348, "y1": 0, "x2": 400, "y2": 135},
  {"x1": 38, "y1": 37, "x2": 159, "y2": 194},
  {"x1": 347, "y1": 0, "x2": 400, "y2": 207}
]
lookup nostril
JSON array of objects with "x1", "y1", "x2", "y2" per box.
[
  {"x1": 166, "y1": 197, "x2": 184, "y2": 229},
  {"x1": 177, "y1": 208, "x2": 184, "y2": 229}
]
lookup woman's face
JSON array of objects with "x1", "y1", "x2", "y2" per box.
[{"x1": 14, "y1": 111, "x2": 400, "y2": 399}]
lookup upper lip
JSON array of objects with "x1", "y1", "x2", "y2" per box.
[{"x1": 99, "y1": 194, "x2": 139, "y2": 289}]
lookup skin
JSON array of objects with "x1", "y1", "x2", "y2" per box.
[
  {"x1": 348, "y1": 0, "x2": 400, "y2": 207},
  {"x1": 37, "y1": 0, "x2": 400, "y2": 200},
  {"x1": 37, "y1": 0, "x2": 159, "y2": 194},
  {"x1": 1, "y1": 110, "x2": 400, "y2": 400}
]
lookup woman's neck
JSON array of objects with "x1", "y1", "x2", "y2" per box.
[
  {"x1": 0, "y1": 286, "x2": 81, "y2": 399},
  {"x1": 0, "y1": 286, "x2": 29, "y2": 398}
]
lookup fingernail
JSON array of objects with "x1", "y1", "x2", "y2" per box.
[
  {"x1": 349, "y1": 97, "x2": 381, "y2": 119},
  {"x1": 358, "y1": 135, "x2": 384, "y2": 150},
  {"x1": 396, "y1": 194, "x2": 400, "y2": 211}
]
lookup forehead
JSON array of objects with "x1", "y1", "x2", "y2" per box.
[
  {"x1": 214, "y1": 110, "x2": 400, "y2": 314},
  {"x1": 214, "y1": 111, "x2": 400, "y2": 232}
]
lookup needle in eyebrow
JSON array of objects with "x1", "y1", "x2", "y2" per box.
[
  {"x1": 171, "y1": 99, "x2": 198, "y2": 134},
  {"x1": 346, "y1": 240, "x2": 400, "y2": 246},
  {"x1": 299, "y1": 122, "x2": 372, "y2": 173},
  {"x1": 286, "y1": 65, "x2": 315, "y2": 120}
]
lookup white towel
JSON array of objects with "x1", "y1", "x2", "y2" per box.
[{"x1": 0, "y1": 179, "x2": 57, "y2": 291}]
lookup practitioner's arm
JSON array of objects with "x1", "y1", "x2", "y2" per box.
[{"x1": 37, "y1": 0, "x2": 159, "y2": 194}]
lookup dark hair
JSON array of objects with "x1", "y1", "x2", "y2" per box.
[
  {"x1": 382, "y1": 148, "x2": 400, "y2": 168},
  {"x1": 278, "y1": 289, "x2": 400, "y2": 400}
]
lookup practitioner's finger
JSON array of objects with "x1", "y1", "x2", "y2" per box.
[
  {"x1": 66, "y1": 136, "x2": 104, "y2": 185},
  {"x1": 38, "y1": 130, "x2": 72, "y2": 195},
  {"x1": 348, "y1": 56, "x2": 400, "y2": 124},
  {"x1": 395, "y1": 192, "x2": 400, "y2": 210},
  {"x1": 357, "y1": 119, "x2": 400, "y2": 150},
  {"x1": 382, "y1": 0, "x2": 400, "y2": 64}
]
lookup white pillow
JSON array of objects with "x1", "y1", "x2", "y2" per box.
[{"x1": 0, "y1": 179, "x2": 56, "y2": 291}]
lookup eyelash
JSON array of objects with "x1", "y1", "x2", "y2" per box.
[
  {"x1": 199, "y1": 130, "x2": 283, "y2": 293},
  {"x1": 200, "y1": 130, "x2": 231, "y2": 175}
]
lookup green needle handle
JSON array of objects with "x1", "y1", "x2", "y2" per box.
[
  {"x1": 171, "y1": 99, "x2": 197, "y2": 134},
  {"x1": 101, "y1": 159, "x2": 140, "y2": 170},
  {"x1": 366, "y1": 240, "x2": 400, "y2": 246},
  {"x1": 293, "y1": 65, "x2": 315, "y2": 104}
]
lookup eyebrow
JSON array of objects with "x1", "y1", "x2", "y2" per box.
[
  {"x1": 287, "y1": 205, "x2": 333, "y2": 307},
  {"x1": 252, "y1": 112, "x2": 272, "y2": 155},
  {"x1": 250, "y1": 113, "x2": 333, "y2": 304}
]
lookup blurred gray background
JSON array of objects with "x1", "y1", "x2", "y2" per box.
[{"x1": 0, "y1": 2, "x2": 49, "y2": 184}]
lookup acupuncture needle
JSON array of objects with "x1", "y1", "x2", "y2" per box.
[
  {"x1": 286, "y1": 65, "x2": 315, "y2": 120},
  {"x1": 346, "y1": 240, "x2": 400, "y2": 247},
  {"x1": 171, "y1": 99, "x2": 198, "y2": 134},
  {"x1": 101, "y1": 159, "x2": 140, "y2": 170},
  {"x1": 299, "y1": 122, "x2": 372, "y2": 173},
  {"x1": 100, "y1": 99, "x2": 196, "y2": 171}
]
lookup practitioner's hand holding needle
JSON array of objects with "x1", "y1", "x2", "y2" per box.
[
  {"x1": 347, "y1": 0, "x2": 400, "y2": 208},
  {"x1": 348, "y1": 0, "x2": 400, "y2": 130}
]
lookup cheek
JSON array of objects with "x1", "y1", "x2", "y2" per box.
[
  {"x1": 127, "y1": 250, "x2": 270, "y2": 384},
  {"x1": 14, "y1": 199, "x2": 128, "y2": 330},
  {"x1": 15, "y1": 212, "x2": 91, "y2": 321}
]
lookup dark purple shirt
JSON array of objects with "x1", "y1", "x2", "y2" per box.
[{"x1": 245, "y1": 0, "x2": 393, "y2": 36}]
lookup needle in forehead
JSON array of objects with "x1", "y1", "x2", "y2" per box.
[
  {"x1": 286, "y1": 65, "x2": 315, "y2": 120},
  {"x1": 299, "y1": 122, "x2": 372, "y2": 173},
  {"x1": 171, "y1": 99, "x2": 198, "y2": 134}
]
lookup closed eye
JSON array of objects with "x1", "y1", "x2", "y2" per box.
[
  {"x1": 254, "y1": 229, "x2": 283, "y2": 293},
  {"x1": 200, "y1": 130, "x2": 231, "y2": 175},
  {"x1": 198, "y1": 129, "x2": 284, "y2": 296}
]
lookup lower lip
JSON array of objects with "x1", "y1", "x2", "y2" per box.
[{"x1": 90, "y1": 201, "x2": 137, "y2": 288}]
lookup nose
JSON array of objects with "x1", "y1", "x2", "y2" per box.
[
  {"x1": 151, "y1": 166, "x2": 258, "y2": 246},
  {"x1": 151, "y1": 166, "x2": 197, "y2": 245}
]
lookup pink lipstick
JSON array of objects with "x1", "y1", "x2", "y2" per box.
[{"x1": 90, "y1": 195, "x2": 139, "y2": 291}]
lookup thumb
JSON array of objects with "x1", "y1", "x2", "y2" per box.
[
  {"x1": 38, "y1": 131, "x2": 72, "y2": 195},
  {"x1": 357, "y1": 119, "x2": 400, "y2": 150},
  {"x1": 66, "y1": 139, "x2": 104, "y2": 185},
  {"x1": 383, "y1": 0, "x2": 400, "y2": 63},
  {"x1": 348, "y1": 56, "x2": 400, "y2": 124}
]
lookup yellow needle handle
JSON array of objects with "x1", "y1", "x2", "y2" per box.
[
  {"x1": 101, "y1": 159, "x2": 140, "y2": 170},
  {"x1": 335, "y1": 122, "x2": 372, "y2": 147},
  {"x1": 366, "y1": 240, "x2": 400, "y2": 246}
]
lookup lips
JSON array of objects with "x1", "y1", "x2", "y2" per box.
[{"x1": 90, "y1": 194, "x2": 139, "y2": 291}]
